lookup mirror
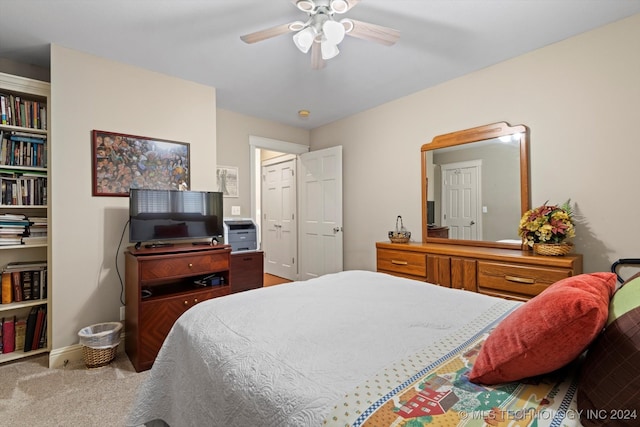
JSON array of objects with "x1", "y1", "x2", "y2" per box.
[{"x1": 421, "y1": 122, "x2": 530, "y2": 248}]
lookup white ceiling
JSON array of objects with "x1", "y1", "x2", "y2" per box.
[{"x1": 1, "y1": 0, "x2": 639, "y2": 129}]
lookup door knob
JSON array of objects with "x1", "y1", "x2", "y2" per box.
[
  {"x1": 333, "y1": 226, "x2": 343, "y2": 233},
  {"x1": 470, "y1": 221, "x2": 476, "y2": 225}
]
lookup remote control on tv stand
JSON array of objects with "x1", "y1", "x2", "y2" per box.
[{"x1": 144, "y1": 243, "x2": 174, "y2": 249}]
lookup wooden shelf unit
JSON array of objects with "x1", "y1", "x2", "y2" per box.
[
  {"x1": 0, "y1": 71, "x2": 50, "y2": 365},
  {"x1": 125, "y1": 244, "x2": 232, "y2": 372}
]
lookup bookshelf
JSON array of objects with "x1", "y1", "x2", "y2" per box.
[{"x1": 0, "y1": 72, "x2": 50, "y2": 364}]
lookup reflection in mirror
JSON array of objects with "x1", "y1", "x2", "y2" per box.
[
  {"x1": 421, "y1": 122, "x2": 530, "y2": 249},
  {"x1": 428, "y1": 136, "x2": 521, "y2": 241}
]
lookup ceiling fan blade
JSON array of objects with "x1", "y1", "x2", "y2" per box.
[
  {"x1": 345, "y1": 19, "x2": 400, "y2": 46},
  {"x1": 240, "y1": 23, "x2": 294, "y2": 44},
  {"x1": 310, "y1": 42, "x2": 326, "y2": 69}
]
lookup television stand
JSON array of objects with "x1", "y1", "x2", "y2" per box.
[{"x1": 125, "y1": 244, "x2": 231, "y2": 372}]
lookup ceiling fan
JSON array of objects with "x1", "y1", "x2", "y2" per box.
[{"x1": 240, "y1": 0, "x2": 400, "y2": 69}]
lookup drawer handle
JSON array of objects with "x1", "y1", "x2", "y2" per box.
[
  {"x1": 188, "y1": 263, "x2": 193, "y2": 268},
  {"x1": 505, "y1": 275, "x2": 535, "y2": 284},
  {"x1": 391, "y1": 260, "x2": 408, "y2": 265},
  {"x1": 184, "y1": 300, "x2": 189, "y2": 306},
  {"x1": 194, "y1": 298, "x2": 198, "y2": 303}
]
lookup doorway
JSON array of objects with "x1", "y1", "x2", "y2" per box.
[
  {"x1": 262, "y1": 156, "x2": 297, "y2": 280},
  {"x1": 249, "y1": 137, "x2": 344, "y2": 282},
  {"x1": 440, "y1": 160, "x2": 483, "y2": 240}
]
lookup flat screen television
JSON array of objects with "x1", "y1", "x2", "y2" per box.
[{"x1": 129, "y1": 189, "x2": 223, "y2": 245}]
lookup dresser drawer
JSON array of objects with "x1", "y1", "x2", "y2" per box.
[
  {"x1": 140, "y1": 252, "x2": 228, "y2": 282},
  {"x1": 138, "y1": 286, "x2": 229, "y2": 369},
  {"x1": 230, "y1": 251, "x2": 264, "y2": 293},
  {"x1": 477, "y1": 261, "x2": 571, "y2": 299},
  {"x1": 377, "y1": 249, "x2": 427, "y2": 278}
]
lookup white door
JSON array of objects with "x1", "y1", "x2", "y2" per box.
[
  {"x1": 261, "y1": 158, "x2": 297, "y2": 280},
  {"x1": 298, "y1": 146, "x2": 343, "y2": 280},
  {"x1": 441, "y1": 160, "x2": 482, "y2": 240}
]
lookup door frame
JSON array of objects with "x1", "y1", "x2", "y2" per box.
[{"x1": 249, "y1": 136, "x2": 309, "y2": 250}]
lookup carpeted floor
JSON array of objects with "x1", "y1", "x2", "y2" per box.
[
  {"x1": 0, "y1": 352, "x2": 147, "y2": 426},
  {"x1": 0, "y1": 275, "x2": 289, "y2": 426}
]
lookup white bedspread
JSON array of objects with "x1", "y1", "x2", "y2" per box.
[{"x1": 126, "y1": 270, "x2": 520, "y2": 427}]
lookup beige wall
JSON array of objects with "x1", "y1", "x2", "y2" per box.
[
  {"x1": 216, "y1": 108, "x2": 309, "y2": 218},
  {"x1": 310, "y1": 13, "x2": 640, "y2": 274},
  {"x1": 14, "y1": 13, "x2": 640, "y2": 360},
  {"x1": 50, "y1": 45, "x2": 217, "y2": 353}
]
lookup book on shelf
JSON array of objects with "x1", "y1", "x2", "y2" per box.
[
  {"x1": 31, "y1": 306, "x2": 45, "y2": 351},
  {"x1": 23, "y1": 307, "x2": 38, "y2": 352},
  {"x1": 38, "y1": 315, "x2": 47, "y2": 349},
  {"x1": 14, "y1": 317, "x2": 26, "y2": 351},
  {"x1": 1, "y1": 271, "x2": 12, "y2": 304},
  {"x1": 0, "y1": 236, "x2": 23, "y2": 246},
  {"x1": 4, "y1": 260, "x2": 47, "y2": 270},
  {"x1": 31, "y1": 270, "x2": 40, "y2": 300},
  {"x1": 23, "y1": 236, "x2": 47, "y2": 245},
  {"x1": 11, "y1": 271, "x2": 22, "y2": 302},
  {"x1": 21, "y1": 270, "x2": 32, "y2": 301},
  {"x1": 2, "y1": 316, "x2": 15, "y2": 353}
]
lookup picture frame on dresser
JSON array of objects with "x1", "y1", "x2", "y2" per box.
[{"x1": 91, "y1": 130, "x2": 190, "y2": 197}]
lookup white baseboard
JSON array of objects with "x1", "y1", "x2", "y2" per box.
[{"x1": 48, "y1": 333, "x2": 126, "y2": 369}]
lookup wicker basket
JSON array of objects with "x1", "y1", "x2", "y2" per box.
[
  {"x1": 81, "y1": 344, "x2": 119, "y2": 368},
  {"x1": 78, "y1": 322, "x2": 122, "y2": 368},
  {"x1": 388, "y1": 215, "x2": 411, "y2": 243},
  {"x1": 389, "y1": 233, "x2": 411, "y2": 244},
  {"x1": 533, "y1": 242, "x2": 573, "y2": 256}
]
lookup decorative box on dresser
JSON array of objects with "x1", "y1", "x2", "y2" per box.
[
  {"x1": 230, "y1": 251, "x2": 264, "y2": 293},
  {"x1": 125, "y1": 244, "x2": 232, "y2": 372},
  {"x1": 376, "y1": 242, "x2": 583, "y2": 301}
]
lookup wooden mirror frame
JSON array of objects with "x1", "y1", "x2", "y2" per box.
[{"x1": 421, "y1": 121, "x2": 530, "y2": 249}]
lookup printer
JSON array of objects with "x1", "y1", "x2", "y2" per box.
[{"x1": 223, "y1": 219, "x2": 258, "y2": 253}]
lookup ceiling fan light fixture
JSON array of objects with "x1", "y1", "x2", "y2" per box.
[
  {"x1": 340, "y1": 18, "x2": 354, "y2": 33},
  {"x1": 323, "y1": 19, "x2": 346, "y2": 44},
  {"x1": 320, "y1": 40, "x2": 339, "y2": 60},
  {"x1": 288, "y1": 21, "x2": 306, "y2": 32},
  {"x1": 293, "y1": 27, "x2": 316, "y2": 53},
  {"x1": 330, "y1": 0, "x2": 349, "y2": 14},
  {"x1": 296, "y1": 0, "x2": 315, "y2": 13}
]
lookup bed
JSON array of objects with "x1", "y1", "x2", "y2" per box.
[{"x1": 126, "y1": 268, "x2": 638, "y2": 427}]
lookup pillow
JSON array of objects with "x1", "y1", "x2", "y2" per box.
[
  {"x1": 469, "y1": 272, "x2": 617, "y2": 385},
  {"x1": 577, "y1": 306, "x2": 640, "y2": 426},
  {"x1": 607, "y1": 273, "x2": 640, "y2": 325}
]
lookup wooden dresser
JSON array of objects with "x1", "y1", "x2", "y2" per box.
[
  {"x1": 376, "y1": 241, "x2": 583, "y2": 301},
  {"x1": 125, "y1": 244, "x2": 231, "y2": 372}
]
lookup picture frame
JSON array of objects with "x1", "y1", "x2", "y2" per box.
[
  {"x1": 92, "y1": 130, "x2": 190, "y2": 197},
  {"x1": 216, "y1": 165, "x2": 239, "y2": 198}
]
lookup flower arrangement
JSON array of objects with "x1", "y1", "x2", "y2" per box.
[{"x1": 518, "y1": 200, "x2": 575, "y2": 248}]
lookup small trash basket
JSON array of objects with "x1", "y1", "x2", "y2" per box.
[{"x1": 78, "y1": 322, "x2": 122, "y2": 368}]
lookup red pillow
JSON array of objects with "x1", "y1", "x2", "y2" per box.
[{"x1": 469, "y1": 272, "x2": 617, "y2": 385}]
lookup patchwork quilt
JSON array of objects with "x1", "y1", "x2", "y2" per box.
[{"x1": 323, "y1": 304, "x2": 581, "y2": 427}]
